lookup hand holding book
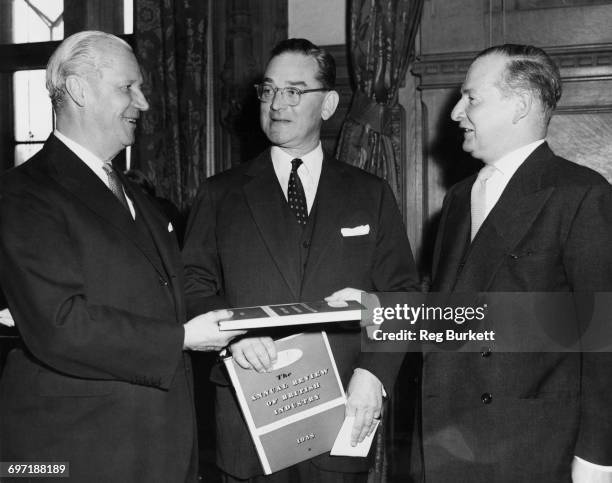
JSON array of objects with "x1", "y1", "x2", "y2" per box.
[{"x1": 230, "y1": 336, "x2": 277, "y2": 372}]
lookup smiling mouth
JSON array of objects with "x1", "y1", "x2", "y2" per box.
[{"x1": 123, "y1": 117, "x2": 138, "y2": 125}]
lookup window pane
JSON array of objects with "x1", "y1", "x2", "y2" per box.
[
  {"x1": 15, "y1": 142, "x2": 44, "y2": 166},
  {"x1": 4, "y1": 0, "x2": 134, "y2": 44},
  {"x1": 12, "y1": 0, "x2": 64, "y2": 44},
  {"x1": 13, "y1": 69, "x2": 53, "y2": 142},
  {"x1": 124, "y1": 0, "x2": 133, "y2": 34}
]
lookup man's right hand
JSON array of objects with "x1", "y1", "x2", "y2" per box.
[
  {"x1": 183, "y1": 310, "x2": 245, "y2": 351},
  {"x1": 230, "y1": 337, "x2": 277, "y2": 372}
]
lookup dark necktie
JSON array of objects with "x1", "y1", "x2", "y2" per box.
[
  {"x1": 102, "y1": 162, "x2": 130, "y2": 212},
  {"x1": 288, "y1": 158, "x2": 308, "y2": 226}
]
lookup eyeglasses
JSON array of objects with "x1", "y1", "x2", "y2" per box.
[{"x1": 254, "y1": 84, "x2": 329, "y2": 106}]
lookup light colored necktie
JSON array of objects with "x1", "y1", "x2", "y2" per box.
[
  {"x1": 470, "y1": 165, "x2": 497, "y2": 240},
  {"x1": 102, "y1": 162, "x2": 130, "y2": 212}
]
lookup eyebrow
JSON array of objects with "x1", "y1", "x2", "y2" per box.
[{"x1": 262, "y1": 78, "x2": 309, "y2": 87}]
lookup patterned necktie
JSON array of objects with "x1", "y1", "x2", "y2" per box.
[
  {"x1": 470, "y1": 165, "x2": 497, "y2": 240},
  {"x1": 288, "y1": 158, "x2": 308, "y2": 226},
  {"x1": 102, "y1": 162, "x2": 130, "y2": 212}
]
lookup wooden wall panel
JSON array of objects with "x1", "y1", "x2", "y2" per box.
[
  {"x1": 420, "y1": 0, "x2": 489, "y2": 54},
  {"x1": 500, "y1": 1, "x2": 612, "y2": 46},
  {"x1": 549, "y1": 113, "x2": 612, "y2": 181}
]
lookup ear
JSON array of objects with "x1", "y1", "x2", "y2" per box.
[
  {"x1": 64, "y1": 75, "x2": 86, "y2": 107},
  {"x1": 321, "y1": 90, "x2": 339, "y2": 121},
  {"x1": 512, "y1": 90, "x2": 532, "y2": 124}
]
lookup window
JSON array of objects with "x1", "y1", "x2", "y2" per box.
[
  {"x1": 11, "y1": 0, "x2": 64, "y2": 44},
  {"x1": 13, "y1": 69, "x2": 52, "y2": 165},
  {"x1": 0, "y1": 0, "x2": 134, "y2": 171}
]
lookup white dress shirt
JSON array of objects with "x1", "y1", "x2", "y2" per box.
[
  {"x1": 54, "y1": 130, "x2": 135, "y2": 219},
  {"x1": 271, "y1": 143, "x2": 323, "y2": 214},
  {"x1": 482, "y1": 139, "x2": 612, "y2": 482},
  {"x1": 479, "y1": 139, "x2": 545, "y2": 218}
]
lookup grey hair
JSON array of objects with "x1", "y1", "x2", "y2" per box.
[{"x1": 46, "y1": 30, "x2": 132, "y2": 111}]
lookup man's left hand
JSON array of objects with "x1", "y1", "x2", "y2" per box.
[
  {"x1": 345, "y1": 368, "x2": 383, "y2": 446},
  {"x1": 325, "y1": 287, "x2": 364, "y2": 303}
]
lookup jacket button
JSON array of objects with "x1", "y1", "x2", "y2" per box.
[
  {"x1": 159, "y1": 278, "x2": 168, "y2": 286},
  {"x1": 481, "y1": 347, "x2": 492, "y2": 358},
  {"x1": 302, "y1": 241, "x2": 310, "y2": 249},
  {"x1": 481, "y1": 393, "x2": 492, "y2": 404}
]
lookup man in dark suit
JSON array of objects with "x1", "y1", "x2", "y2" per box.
[
  {"x1": 421, "y1": 44, "x2": 612, "y2": 482},
  {"x1": 182, "y1": 38, "x2": 419, "y2": 482},
  {"x1": 0, "y1": 31, "x2": 243, "y2": 482}
]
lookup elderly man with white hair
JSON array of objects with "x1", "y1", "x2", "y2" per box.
[{"x1": 0, "y1": 31, "x2": 243, "y2": 482}]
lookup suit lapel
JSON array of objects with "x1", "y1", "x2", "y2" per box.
[
  {"x1": 120, "y1": 173, "x2": 185, "y2": 321},
  {"x1": 301, "y1": 158, "x2": 350, "y2": 288},
  {"x1": 118, "y1": 170, "x2": 180, "y2": 280},
  {"x1": 455, "y1": 143, "x2": 555, "y2": 291},
  {"x1": 433, "y1": 183, "x2": 472, "y2": 291},
  {"x1": 243, "y1": 151, "x2": 301, "y2": 299},
  {"x1": 42, "y1": 136, "x2": 168, "y2": 280}
]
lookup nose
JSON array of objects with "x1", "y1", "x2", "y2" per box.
[
  {"x1": 450, "y1": 97, "x2": 465, "y2": 122},
  {"x1": 132, "y1": 88, "x2": 150, "y2": 111},
  {"x1": 270, "y1": 89, "x2": 287, "y2": 111}
]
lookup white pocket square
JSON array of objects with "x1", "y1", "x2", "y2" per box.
[
  {"x1": 341, "y1": 224, "x2": 370, "y2": 237},
  {"x1": 168, "y1": 222, "x2": 174, "y2": 233}
]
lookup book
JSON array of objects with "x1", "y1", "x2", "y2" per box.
[
  {"x1": 218, "y1": 300, "x2": 364, "y2": 331},
  {"x1": 223, "y1": 331, "x2": 347, "y2": 474}
]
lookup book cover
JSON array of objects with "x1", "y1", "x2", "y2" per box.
[{"x1": 223, "y1": 331, "x2": 346, "y2": 474}]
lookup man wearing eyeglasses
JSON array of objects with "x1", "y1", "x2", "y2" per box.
[{"x1": 183, "y1": 38, "x2": 419, "y2": 482}]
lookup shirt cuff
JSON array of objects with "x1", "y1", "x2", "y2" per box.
[{"x1": 573, "y1": 456, "x2": 612, "y2": 483}]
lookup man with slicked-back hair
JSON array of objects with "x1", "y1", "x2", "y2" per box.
[{"x1": 420, "y1": 44, "x2": 612, "y2": 482}]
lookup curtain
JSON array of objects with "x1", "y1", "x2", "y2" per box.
[
  {"x1": 336, "y1": 0, "x2": 424, "y2": 201},
  {"x1": 338, "y1": 4, "x2": 424, "y2": 479},
  {"x1": 134, "y1": 0, "x2": 208, "y2": 211}
]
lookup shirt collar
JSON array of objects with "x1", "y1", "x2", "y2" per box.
[
  {"x1": 489, "y1": 139, "x2": 546, "y2": 178},
  {"x1": 270, "y1": 143, "x2": 324, "y2": 178},
  {"x1": 54, "y1": 129, "x2": 108, "y2": 177}
]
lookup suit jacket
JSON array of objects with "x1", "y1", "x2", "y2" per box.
[
  {"x1": 420, "y1": 143, "x2": 612, "y2": 482},
  {"x1": 183, "y1": 149, "x2": 419, "y2": 478},
  {"x1": 0, "y1": 135, "x2": 196, "y2": 482}
]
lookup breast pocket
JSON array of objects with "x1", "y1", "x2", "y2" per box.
[
  {"x1": 341, "y1": 233, "x2": 372, "y2": 247},
  {"x1": 341, "y1": 233, "x2": 374, "y2": 261},
  {"x1": 504, "y1": 249, "x2": 563, "y2": 289}
]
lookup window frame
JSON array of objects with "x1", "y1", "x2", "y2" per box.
[{"x1": 0, "y1": 0, "x2": 131, "y2": 173}]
